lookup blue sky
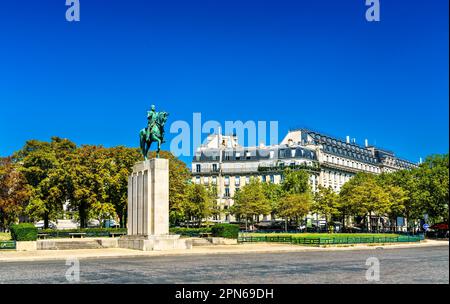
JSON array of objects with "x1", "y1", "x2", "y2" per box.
[{"x1": 0, "y1": 0, "x2": 448, "y2": 165}]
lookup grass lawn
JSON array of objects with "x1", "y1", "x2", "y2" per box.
[
  {"x1": 0, "y1": 232, "x2": 11, "y2": 241},
  {"x1": 240, "y1": 233, "x2": 400, "y2": 239}
]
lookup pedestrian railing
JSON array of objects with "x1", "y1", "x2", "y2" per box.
[
  {"x1": 237, "y1": 235, "x2": 423, "y2": 246},
  {"x1": 0, "y1": 240, "x2": 16, "y2": 250}
]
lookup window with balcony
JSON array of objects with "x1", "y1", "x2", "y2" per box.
[
  {"x1": 235, "y1": 176, "x2": 240, "y2": 186},
  {"x1": 224, "y1": 187, "x2": 230, "y2": 198},
  {"x1": 212, "y1": 163, "x2": 218, "y2": 172},
  {"x1": 225, "y1": 152, "x2": 232, "y2": 161},
  {"x1": 196, "y1": 164, "x2": 201, "y2": 173}
]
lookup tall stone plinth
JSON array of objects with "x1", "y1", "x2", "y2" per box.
[{"x1": 118, "y1": 158, "x2": 192, "y2": 251}]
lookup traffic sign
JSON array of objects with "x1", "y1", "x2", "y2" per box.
[{"x1": 423, "y1": 223, "x2": 430, "y2": 231}]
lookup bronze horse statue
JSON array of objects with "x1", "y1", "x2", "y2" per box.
[{"x1": 139, "y1": 111, "x2": 169, "y2": 159}]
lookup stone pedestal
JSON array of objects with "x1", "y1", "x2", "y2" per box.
[{"x1": 118, "y1": 158, "x2": 191, "y2": 251}]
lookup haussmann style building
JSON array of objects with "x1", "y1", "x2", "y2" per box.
[{"x1": 191, "y1": 129, "x2": 418, "y2": 231}]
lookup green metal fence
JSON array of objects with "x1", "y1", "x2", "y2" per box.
[
  {"x1": 0, "y1": 240, "x2": 16, "y2": 250},
  {"x1": 238, "y1": 235, "x2": 423, "y2": 245}
]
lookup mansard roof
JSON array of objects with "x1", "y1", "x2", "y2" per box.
[
  {"x1": 301, "y1": 129, "x2": 378, "y2": 164},
  {"x1": 193, "y1": 145, "x2": 317, "y2": 162},
  {"x1": 300, "y1": 129, "x2": 416, "y2": 167}
]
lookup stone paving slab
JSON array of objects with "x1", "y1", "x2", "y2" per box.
[{"x1": 0, "y1": 239, "x2": 447, "y2": 263}]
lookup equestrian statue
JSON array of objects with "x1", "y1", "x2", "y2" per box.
[{"x1": 139, "y1": 105, "x2": 169, "y2": 159}]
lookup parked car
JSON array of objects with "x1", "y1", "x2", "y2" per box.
[
  {"x1": 103, "y1": 219, "x2": 120, "y2": 228},
  {"x1": 87, "y1": 219, "x2": 101, "y2": 228},
  {"x1": 55, "y1": 219, "x2": 78, "y2": 230},
  {"x1": 34, "y1": 220, "x2": 57, "y2": 229}
]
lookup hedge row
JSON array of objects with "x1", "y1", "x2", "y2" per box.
[
  {"x1": 10, "y1": 223, "x2": 38, "y2": 241},
  {"x1": 211, "y1": 224, "x2": 239, "y2": 239},
  {"x1": 9, "y1": 225, "x2": 240, "y2": 240},
  {"x1": 169, "y1": 227, "x2": 212, "y2": 237},
  {"x1": 39, "y1": 228, "x2": 127, "y2": 238}
]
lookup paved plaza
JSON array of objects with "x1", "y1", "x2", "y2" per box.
[{"x1": 0, "y1": 245, "x2": 447, "y2": 284}]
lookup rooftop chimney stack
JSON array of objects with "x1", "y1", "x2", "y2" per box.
[
  {"x1": 352, "y1": 138, "x2": 356, "y2": 144},
  {"x1": 346, "y1": 136, "x2": 350, "y2": 144},
  {"x1": 365, "y1": 139, "x2": 368, "y2": 147}
]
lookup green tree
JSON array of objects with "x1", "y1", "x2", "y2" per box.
[
  {"x1": 379, "y1": 170, "x2": 423, "y2": 231},
  {"x1": 281, "y1": 169, "x2": 311, "y2": 194},
  {"x1": 277, "y1": 193, "x2": 312, "y2": 232},
  {"x1": 417, "y1": 154, "x2": 449, "y2": 223},
  {"x1": 385, "y1": 185, "x2": 408, "y2": 231},
  {"x1": 377, "y1": 173, "x2": 409, "y2": 231},
  {"x1": 185, "y1": 183, "x2": 216, "y2": 227},
  {"x1": 61, "y1": 145, "x2": 110, "y2": 228},
  {"x1": 339, "y1": 173, "x2": 391, "y2": 232},
  {"x1": 312, "y1": 185, "x2": 341, "y2": 232},
  {"x1": 102, "y1": 146, "x2": 141, "y2": 227},
  {"x1": 89, "y1": 201, "x2": 117, "y2": 226},
  {"x1": 14, "y1": 137, "x2": 76, "y2": 228},
  {"x1": 262, "y1": 182, "x2": 284, "y2": 220},
  {"x1": 230, "y1": 179, "x2": 270, "y2": 230},
  {"x1": 0, "y1": 157, "x2": 31, "y2": 230}
]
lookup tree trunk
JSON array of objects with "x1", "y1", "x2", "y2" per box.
[
  {"x1": 44, "y1": 212, "x2": 49, "y2": 229},
  {"x1": 118, "y1": 213, "x2": 123, "y2": 228},
  {"x1": 285, "y1": 218, "x2": 288, "y2": 232},
  {"x1": 0, "y1": 210, "x2": 4, "y2": 231},
  {"x1": 342, "y1": 211, "x2": 346, "y2": 231},
  {"x1": 116, "y1": 208, "x2": 122, "y2": 228},
  {"x1": 79, "y1": 202, "x2": 87, "y2": 228},
  {"x1": 366, "y1": 214, "x2": 370, "y2": 232}
]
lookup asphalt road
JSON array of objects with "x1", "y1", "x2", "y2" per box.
[{"x1": 0, "y1": 246, "x2": 448, "y2": 284}]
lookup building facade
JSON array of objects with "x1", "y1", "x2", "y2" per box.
[{"x1": 191, "y1": 129, "x2": 418, "y2": 227}]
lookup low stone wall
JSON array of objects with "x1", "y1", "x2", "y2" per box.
[
  {"x1": 118, "y1": 235, "x2": 193, "y2": 251},
  {"x1": 16, "y1": 241, "x2": 37, "y2": 251},
  {"x1": 37, "y1": 238, "x2": 118, "y2": 250},
  {"x1": 208, "y1": 237, "x2": 238, "y2": 245},
  {"x1": 96, "y1": 238, "x2": 118, "y2": 248}
]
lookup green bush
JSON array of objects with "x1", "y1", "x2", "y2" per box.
[
  {"x1": 10, "y1": 223, "x2": 38, "y2": 241},
  {"x1": 211, "y1": 224, "x2": 239, "y2": 239},
  {"x1": 169, "y1": 227, "x2": 212, "y2": 237}
]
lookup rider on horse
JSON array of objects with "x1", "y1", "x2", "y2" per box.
[
  {"x1": 140, "y1": 105, "x2": 169, "y2": 159},
  {"x1": 147, "y1": 105, "x2": 166, "y2": 143},
  {"x1": 146, "y1": 105, "x2": 158, "y2": 141}
]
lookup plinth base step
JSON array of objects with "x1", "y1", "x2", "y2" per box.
[{"x1": 118, "y1": 235, "x2": 192, "y2": 251}]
